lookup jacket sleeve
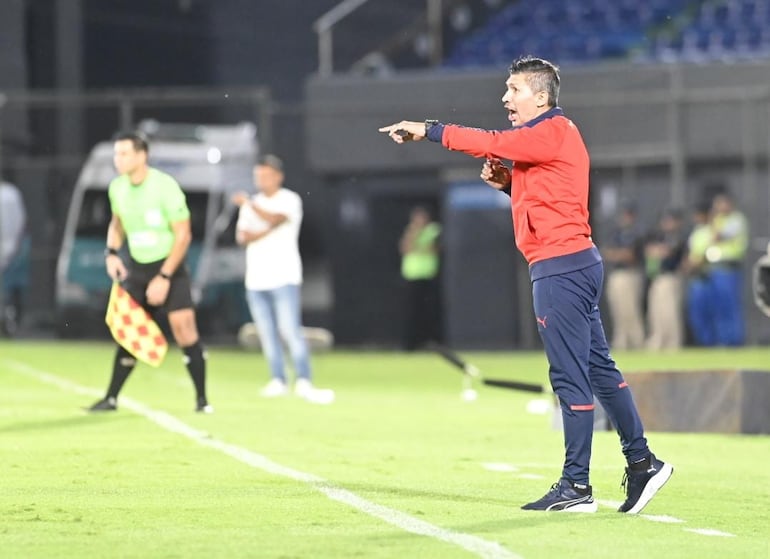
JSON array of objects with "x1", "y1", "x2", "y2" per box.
[{"x1": 442, "y1": 121, "x2": 562, "y2": 164}]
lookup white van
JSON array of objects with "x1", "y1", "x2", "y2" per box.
[
  {"x1": 55, "y1": 120, "x2": 258, "y2": 337},
  {"x1": 1, "y1": 180, "x2": 30, "y2": 336}
]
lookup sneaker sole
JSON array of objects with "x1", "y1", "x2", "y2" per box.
[
  {"x1": 557, "y1": 500, "x2": 598, "y2": 513},
  {"x1": 624, "y1": 463, "x2": 674, "y2": 514}
]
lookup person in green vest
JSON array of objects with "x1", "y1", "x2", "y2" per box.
[
  {"x1": 706, "y1": 190, "x2": 748, "y2": 345},
  {"x1": 399, "y1": 206, "x2": 442, "y2": 350}
]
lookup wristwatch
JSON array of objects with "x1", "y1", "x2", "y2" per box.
[
  {"x1": 104, "y1": 247, "x2": 119, "y2": 257},
  {"x1": 425, "y1": 119, "x2": 439, "y2": 135},
  {"x1": 159, "y1": 271, "x2": 172, "y2": 280}
]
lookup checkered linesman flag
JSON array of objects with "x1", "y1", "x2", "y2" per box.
[{"x1": 105, "y1": 282, "x2": 168, "y2": 367}]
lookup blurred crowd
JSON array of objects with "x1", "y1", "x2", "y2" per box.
[{"x1": 602, "y1": 190, "x2": 749, "y2": 350}]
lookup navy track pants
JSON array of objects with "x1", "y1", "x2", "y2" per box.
[{"x1": 532, "y1": 262, "x2": 650, "y2": 484}]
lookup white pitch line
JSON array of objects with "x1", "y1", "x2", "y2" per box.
[
  {"x1": 480, "y1": 464, "x2": 544, "y2": 481},
  {"x1": 6, "y1": 360, "x2": 520, "y2": 559},
  {"x1": 596, "y1": 500, "x2": 735, "y2": 537},
  {"x1": 684, "y1": 529, "x2": 736, "y2": 537},
  {"x1": 639, "y1": 514, "x2": 685, "y2": 524},
  {"x1": 482, "y1": 463, "x2": 519, "y2": 472}
]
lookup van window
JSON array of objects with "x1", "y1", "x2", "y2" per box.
[
  {"x1": 186, "y1": 191, "x2": 209, "y2": 240},
  {"x1": 76, "y1": 189, "x2": 111, "y2": 237},
  {"x1": 215, "y1": 205, "x2": 239, "y2": 248},
  {"x1": 76, "y1": 188, "x2": 209, "y2": 240}
]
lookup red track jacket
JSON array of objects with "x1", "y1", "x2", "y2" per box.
[{"x1": 438, "y1": 108, "x2": 594, "y2": 265}]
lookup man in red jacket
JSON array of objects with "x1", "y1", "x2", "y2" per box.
[{"x1": 379, "y1": 55, "x2": 672, "y2": 514}]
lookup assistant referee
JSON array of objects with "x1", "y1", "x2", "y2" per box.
[{"x1": 88, "y1": 131, "x2": 212, "y2": 413}]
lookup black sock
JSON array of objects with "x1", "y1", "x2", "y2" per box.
[
  {"x1": 182, "y1": 341, "x2": 207, "y2": 403},
  {"x1": 106, "y1": 346, "x2": 137, "y2": 399}
]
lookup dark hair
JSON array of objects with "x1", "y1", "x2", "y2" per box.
[
  {"x1": 663, "y1": 207, "x2": 684, "y2": 221},
  {"x1": 257, "y1": 153, "x2": 284, "y2": 172},
  {"x1": 112, "y1": 130, "x2": 149, "y2": 153},
  {"x1": 693, "y1": 200, "x2": 711, "y2": 215},
  {"x1": 509, "y1": 55, "x2": 560, "y2": 107},
  {"x1": 620, "y1": 200, "x2": 638, "y2": 215}
]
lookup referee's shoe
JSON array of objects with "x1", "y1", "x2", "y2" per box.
[
  {"x1": 521, "y1": 478, "x2": 597, "y2": 512},
  {"x1": 87, "y1": 396, "x2": 117, "y2": 412},
  {"x1": 618, "y1": 453, "x2": 673, "y2": 514}
]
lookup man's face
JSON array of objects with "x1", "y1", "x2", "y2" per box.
[
  {"x1": 113, "y1": 140, "x2": 146, "y2": 175},
  {"x1": 661, "y1": 214, "x2": 681, "y2": 232},
  {"x1": 411, "y1": 208, "x2": 429, "y2": 226},
  {"x1": 502, "y1": 73, "x2": 548, "y2": 127},
  {"x1": 712, "y1": 195, "x2": 732, "y2": 215},
  {"x1": 619, "y1": 210, "x2": 636, "y2": 227},
  {"x1": 254, "y1": 165, "x2": 282, "y2": 194}
]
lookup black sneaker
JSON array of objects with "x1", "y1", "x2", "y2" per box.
[
  {"x1": 522, "y1": 478, "x2": 598, "y2": 512},
  {"x1": 196, "y1": 398, "x2": 214, "y2": 414},
  {"x1": 618, "y1": 454, "x2": 673, "y2": 514},
  {"x1": 87, "y1": 396, "x2": 117, "y2": 412}
]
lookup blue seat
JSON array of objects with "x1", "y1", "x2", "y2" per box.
[{"x1": 441, "y1": 0, "x2": 770, "y2": 67}]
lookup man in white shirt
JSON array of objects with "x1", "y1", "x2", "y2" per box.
[{"x1": 232, "y1": 154, "x2": 333, "y2": 404}]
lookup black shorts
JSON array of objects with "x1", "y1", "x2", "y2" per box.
[{"x1": 122, "y1": 258, "x2": 194, "y2": 314}]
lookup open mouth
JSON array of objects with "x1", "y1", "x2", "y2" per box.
[{"x1": 507, "y1": 109, "x2": 518, "y2": 123}]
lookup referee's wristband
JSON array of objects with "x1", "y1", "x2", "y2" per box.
[{"x1": 105, "y1": 247, "x2": 119, "y2": 257}]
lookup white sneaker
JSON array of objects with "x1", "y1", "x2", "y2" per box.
[
  {"x1": 260, "y1": 378, "x2": 289, "y2": 398},
  {"x1": 294, "y1": 379, "x2": 335, "y2": 405}
]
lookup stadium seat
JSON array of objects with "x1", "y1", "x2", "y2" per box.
[{"x1": 443, "y1": 0, "x2": 770, "y2": 68}]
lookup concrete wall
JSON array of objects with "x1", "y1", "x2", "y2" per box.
[{"x1": 306, "y1": 60, "x2": 770, "y2": 173}]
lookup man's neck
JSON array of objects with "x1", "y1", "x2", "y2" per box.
[{"x1": 129, "y1": 166, "x2": 149, "y2": 186}]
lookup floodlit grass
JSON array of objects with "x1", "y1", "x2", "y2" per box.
[{"x1": 1, "y1": 341, "x2": 769, "y2": 558}]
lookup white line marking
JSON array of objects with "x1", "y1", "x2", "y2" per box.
[
  {"x1": 684, "y1": 529, "x2": 736, "y2": 537},
  {"x1": 640, "y1": 515, "x2": 685, "y2": 524},
  {"x1": 596, "y1": 499, "x2": 623, "y2": 509},
  {"x1": 482, "y1": 463, "x2": 519, "y2": 472},
  {"x1": 595, "y1": 500, "x2": 735, "y2": 537},
  {"x1": 6, "y1": 360, "x2": 520, "y2": 559},
  {"x1": 479, "y1": 463, "x2": 544, "y2": 480},
  {"x1": 524, "y1": 399, "x2": 552, "y2": 415}
]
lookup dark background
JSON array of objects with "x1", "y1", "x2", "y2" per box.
[{"x1": 2, "y1": 0, "x2": 770, "y2": 347}]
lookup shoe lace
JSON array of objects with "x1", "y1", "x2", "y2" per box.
[{"x1": 620, "y1": 470, "x2": 629, "y2": 493}]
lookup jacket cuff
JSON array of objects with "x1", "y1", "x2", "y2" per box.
[{"x1": 426, "y1": 123, "x2": 445, "y2": 143}]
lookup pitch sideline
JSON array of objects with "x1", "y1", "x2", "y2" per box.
[{"x1": 6, "y1": 359, "x2": 521, "y2": 559}]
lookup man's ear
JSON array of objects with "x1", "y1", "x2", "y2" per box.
[{"x1": 536, "y1": 90, "x2": 549, "y2": 108}]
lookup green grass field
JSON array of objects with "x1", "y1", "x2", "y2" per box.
[{"x1": 2, "y1": 341, "x2": 769, "y2": 558}]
